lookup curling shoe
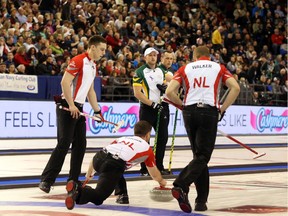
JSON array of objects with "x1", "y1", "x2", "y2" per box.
[
  {"x1": 39, "y1": 181, "x2": 52, "y2": 193},
  {"x1": 116, "y1": 194, "x2": 129, "y2": 204},
  {"x1": 65, "y1": 180, "x2": 79, "y2": 210},
  {"x1": 171, "y1": 187, "x2": 192, "y2": 213},
  {"x1": 195, "y1": 202, "x2": 208, "y2": 211}
]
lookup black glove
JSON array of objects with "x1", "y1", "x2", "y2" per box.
[
  {"x1": 93, "y1": 109, "x2": 104, "y2": 123},
  {"x1": 156, "y1": 84, "x2": 167, "y2": 94},
  {"x1": 218, "y1": 110, "x2": 226, "y2": 121},
  {"x1": 151, "y1": 102, "x2": 163, "y2": 111}
]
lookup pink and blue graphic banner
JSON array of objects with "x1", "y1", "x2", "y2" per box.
[{"x1": 0, "y1": 100, "x2": 287, "y2": 138}]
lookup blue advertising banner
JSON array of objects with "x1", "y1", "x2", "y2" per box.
[{"x1": 0, "y1": 100, "x2": 287, "y2": 138}]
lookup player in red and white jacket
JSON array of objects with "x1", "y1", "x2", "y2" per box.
[
  {"x1": 39, "y1": 36, "x2": 107, "y2": 194},
  {"x1": 64, "y1": 120, "x2": 167, "y2": 210},
  {"x1": 166, "y1": 46, "x2": 240, "y2": 213}
]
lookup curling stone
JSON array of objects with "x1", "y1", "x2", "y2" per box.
[{"x1": 149, "y1": 186, "x2": 173, "y2": 202}]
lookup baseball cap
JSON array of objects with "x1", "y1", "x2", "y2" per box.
[{"x1": 144, "y1": 47, "x2": 159, "y2": 57}]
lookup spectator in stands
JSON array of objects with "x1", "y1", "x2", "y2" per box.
[
  {"x1": 280, "y1": 43, "x2": 288, "y2": 55},
  {"x1": 0, "y1": 0, "x2": 285, "y2": 105},
  {"x1": 133, "y1": 23, "x2": 143, "y2": 39},
  {"x1": 115, "y1": 14, "x2": 124, "y2": 31},
  {"x1": 25, "y1": 14, "x2": 34, "y2": 31},
  {"x1": 247, "y1": 60, "x2": 261, "y2": 84},
  {"x1": 15, "y1": 64, "x2": 26, "y2": 75},
  {"x1": 77, "y1": 42, "x2": 85, "y2": 54},
  {"x1": 62, "y1": 32, "x2": 73, "y2": 51},
  {"x1": 220, "y1": 48, "x2": 230, "y2": 64},
  {"x1": 155, "y1": 36, "x2": 165, "y2": 50},
  {"x1": 226, "y1": 55, "x2": 237, "y2": 74},
  {"x1": 233, "y1": 2, "x2": 246, "y2": 26},
  {"x1": 211, "y1": 26, "x2": 224, "y2": 51},
  {"x1": 60, "y1": 56, "x2": 70, "y2": 76},
  {"x1": 237, "y1": 77, "x2": 251, "y2": 104},
  {"x1": 9, "y1": 8, "x2": 20, "y2": 25},
  {"x1": 266, "y1": 78, "x2": 273, "y2": 92},
  {"x1": 23, "y1": 37, "x2": 37, "y2": 52},
  {"x1": 105, "y1": 29, "x2": 122, "y2": 54},
  {"x1": 274, "y1": 5, "x2": 285, "y2": 18},
  {"x1": 92, "y1": 17, "x2": 105, "y2": 35},
  {"x1": 7, "y1": 63, "x2": 16, "y2": 74},
  {"x1": 70, "y1": 48, "x2": 78, "y2": 58},
  {"x1": 6, "y1": 36, "x2": 17, "y2": 53},
  {"x1": 37, "y1": 47, "x2": 47, "y2": 62},
  {"x1": 223, "y1": 32, "x2": 235, "y2": 53},
  {"x1": 119, "y1": 21, "x2": 129, "y2": 42},
  {"x1": 129, "y1": 1, "x2": 141, "y2": 16},
  {"x1": 0, "y1": 62, "x2": 7, "y2": 73},
  {"x1": 279, "y1": 68, "x2": 288, "y2": 86},
  {"x1": 131, "y1": 52, "x2": 141, "y2": 68},
  {"x1": 98, "y1": 58, "x2": 109, "y2": 77},
  {"x1": 4, "y1": 52, "x2": 14, "y2": 67},
  {"x1": 234, "y1": 66, "x2": 246, "y2": 81},
  {"x1": 271, "y1": 77, "x2": 282, "y2": 95},
  {"x1": 53, "y1": 25, "x2": 63, "y2": 40},
  {"x1": 73, "y1": 15, "x2": 87, "y2": 34},
  {"x1": 271, "y1": 28, "x2": 284, "y2": 55},
  {"x1": 105, "y1": 44, "x2": 117, "y2": 60},
  {"x1": 15, "y1": 6, "x2": 27, "y2": 24},
  {"x1": 36, "y1": 56, "x2": 51, "y2": 76},
  {"x1": 255, "y1": 74, "x2": 268, "y2": 93},
  {"x1": 112, "y1": 67, "x2": 130, "y2": 100},
  {"x1": 114, "y1": 60, "x2": 122, "y2": 75},
  {"x1": 0, "y1": 37, "x2": 10, "y2": 60},
  {"x1": 50, "y1": 40, "x2": 64, "y2": 56},
  {"x1": 282, "y1": 80, "x2": 288, "y2": 95},
  {"x1": 14, "y1": 46, "x2": 30, "y2": 67},
  {"x1": 61, "y1": 0, "x2": 71, "y2": 21},
  {"x1": 34, "y1": 36, "x2": 46, "y2": 52},
  {"x1": 31, "y1": 23, "x2": 42, "y2": 41},
  {"x1": 105, "y1": 59, "x2": 114, "y2": 75},
  {"x1": 259, "y1": 56, "x2": 269, "y2": 75},
  {"x1": 125, "y1": 61, "x2": 135, "y2": 80},
  {"x1": 46, "y1": 55, "x2": 59, "y2": 75},
  {"x1": 252, "y1": 91, "x2": 260, "y2": 105}
]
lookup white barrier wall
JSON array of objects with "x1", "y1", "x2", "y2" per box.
[{"x1": 0, "y1": 100, "x2": 287, "y2": 138}]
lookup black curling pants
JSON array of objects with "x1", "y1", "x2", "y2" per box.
[
  {"x1": 41, "y1": 103, "x2": 86, "y2": 184},
  {"x1": 77, "y1": 150, "x2": 126, "y2": 205},
  {"x1": 173, "y1": 104, "x2": 218, "y2": 204},
  {"x1": 139, "y1": 103, "x2": 170, "y2": 171}
]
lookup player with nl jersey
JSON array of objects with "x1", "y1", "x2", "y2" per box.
[
  {"x1": 165, "y1": 46, "x2": 240, "y2": 213},
  {"x1": 133, "y1": 47, "x2": 173, "y2": 176},
  {"x1": 64, "y1": 120, "x2": 167, "y2": 210}
]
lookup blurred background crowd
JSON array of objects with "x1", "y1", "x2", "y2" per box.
[{"x1": 0, "y1": 0, "x2": 287, "y2": 106}]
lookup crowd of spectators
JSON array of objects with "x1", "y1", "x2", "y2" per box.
[{"x1": 0, "y1": 0, "x2": 287, "y2": 105}]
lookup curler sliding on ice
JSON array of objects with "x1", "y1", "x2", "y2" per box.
[{"x1": 59, "y1": 105, "x2": 124, "y2": 133}]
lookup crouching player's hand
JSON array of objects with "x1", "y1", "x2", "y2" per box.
[{"x1": 159, "y1": 178, "x2": 167, "y2": 187}]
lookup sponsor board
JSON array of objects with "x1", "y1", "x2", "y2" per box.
[{"x1": 0, "y1": 100, "x2": 287, "y2": 138}]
